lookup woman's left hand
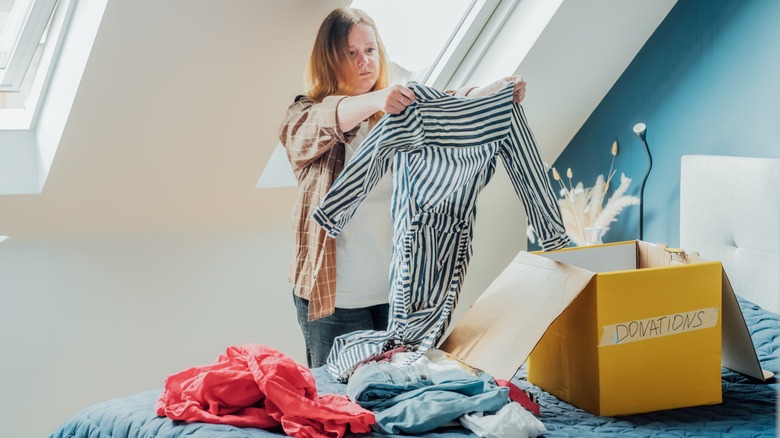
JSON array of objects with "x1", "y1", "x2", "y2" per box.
[
  {"x1": 505, "y1": 75, "x2": 526, "y2": 103},
  {"x1": 468, "y1": 75, "x2": 527, "y2": 103}
]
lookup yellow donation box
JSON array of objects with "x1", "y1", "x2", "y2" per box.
[{"x1": 527, "y1": 241, "x2": 722, "y2": 416}]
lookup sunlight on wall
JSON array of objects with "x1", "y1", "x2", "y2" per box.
[{"x1": 351, "y1": 0, "x2": 471, "y2": 76}]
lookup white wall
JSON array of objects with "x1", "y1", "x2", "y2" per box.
[{"x1": 0, "y1": 223, "x2": 301, "y2": 436}]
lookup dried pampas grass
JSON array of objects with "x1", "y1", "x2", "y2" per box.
[{"x1": 530, "y1": 141, "x2": 639, "y2": 246}]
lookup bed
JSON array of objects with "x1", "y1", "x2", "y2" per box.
[{"x1": 51, "y1": 155, "x2": 779, "y2": 437}]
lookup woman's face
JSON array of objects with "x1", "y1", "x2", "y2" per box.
[{"x1": 346, "y1": 23, "x2": 380, "y2": 95}]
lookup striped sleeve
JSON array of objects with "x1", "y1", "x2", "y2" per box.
[
  {"x1": 499, "y1": 103, "x2": 571, "y2": 251},
  {"x1": 313, "y1": 113, "x2": 405, "y2": 237}
]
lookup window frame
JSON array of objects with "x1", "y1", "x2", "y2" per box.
[
  {"x1": 422, "y1": 0, "x2": 505, "y2": 89},
  {"x1": 0, "y1": 0, "x2": 58, "y2": 92},
  {"x1": 0, "y1": 0, "x2": 74, "y2": 131}
]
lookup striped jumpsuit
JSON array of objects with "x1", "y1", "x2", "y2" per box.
[{"x1": 313, "y1": 82, "x2": 570, "y2": 380}]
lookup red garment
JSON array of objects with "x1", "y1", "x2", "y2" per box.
[
  {"x1": 155, "y1": 344, "x2": 374, "y2": 437},
  {"x1": 495, "y1": 378, "x2": 541, "y2": 416}
]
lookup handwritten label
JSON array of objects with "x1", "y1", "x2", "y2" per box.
[{"x1": 599, "y1": 308, "x2": 719, "y2": 347}]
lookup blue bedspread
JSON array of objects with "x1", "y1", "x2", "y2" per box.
[{"x1": 51, "y1": 297, "x2": 777, "y2": 438}]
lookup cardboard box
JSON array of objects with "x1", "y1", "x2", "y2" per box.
[{"x1": 440, "y1": 240, "x2": 767, "y2": 416}]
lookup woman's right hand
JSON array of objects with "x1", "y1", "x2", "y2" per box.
[
  {"x1": 337, "y1": 85, "x2": 417, "y2": 132},
  {"x1": 374, "y1": 85, "x2": 416, "y2": 114}
]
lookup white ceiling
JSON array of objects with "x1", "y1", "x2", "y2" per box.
[{"x1": 0, "y1": 0, "x2": 675, "y2": 238}]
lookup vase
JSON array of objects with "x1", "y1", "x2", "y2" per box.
[{"x1": 583, "y1": 226, "x2": 604, "y2": 246}]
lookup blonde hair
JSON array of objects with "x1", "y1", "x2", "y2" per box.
[{"x1": 306, "y1": 7, "x2": 390, "y2": 123}]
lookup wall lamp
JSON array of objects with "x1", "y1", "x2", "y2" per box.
[{"x1": 632, "y1": 122, "x2": 653, "y2": 240}]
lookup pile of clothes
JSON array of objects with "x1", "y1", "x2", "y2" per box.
[{"x1": 156, "y1": 344, "x2": 546, "y2": 437}]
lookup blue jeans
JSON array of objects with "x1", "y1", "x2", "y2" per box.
[{"x1": 293, "y1": 294, "x2": 389, "y2": 368}]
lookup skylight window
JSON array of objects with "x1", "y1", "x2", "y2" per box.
[
  {"x1": 258, "y1": 0, "x2": 499, "y2": 189},
  {"x1": 1, "y1": 0, "x2": 54, "y2": 91},
  {"x1": 0, "y1": 0, "x2": 104, "y2": 195},
  {"x1": 0, "y1": 0, "x2": 67, "y2": 120},
  {"x1": 350, "y1": 0, "x2": 473, "y2": 84}
]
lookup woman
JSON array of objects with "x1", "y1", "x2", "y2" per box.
[{"x1": 278, "y1": 7, "x2": 527, "y2": 368}]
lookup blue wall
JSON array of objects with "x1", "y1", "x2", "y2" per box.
[{"x1": 548, "y1": 0, "x2": 780, "y2": 248}]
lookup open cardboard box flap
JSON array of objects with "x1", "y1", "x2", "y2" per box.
[{"x1": 439, "y1": 240, "x2": 770, "y2": 381}]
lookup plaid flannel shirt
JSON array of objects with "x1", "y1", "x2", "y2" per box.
[{"x1": 278, "y1": 95, "x2": 360, "y2": 321}]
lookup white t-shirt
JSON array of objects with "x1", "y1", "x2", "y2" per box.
[{"x1": 335, "y1": 122, "x2": 394, "y2": 308}]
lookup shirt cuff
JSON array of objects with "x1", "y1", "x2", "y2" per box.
[
  {"x1": 312, "y1": 207, "x2": 342, "y2": 238},
  {"x1": 540, "y1": 233, "x2": 572, "y2": 251}
]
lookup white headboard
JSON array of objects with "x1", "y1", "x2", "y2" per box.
[{"x1": 680, "y1": 155, "x2": 780, "y2": 314}]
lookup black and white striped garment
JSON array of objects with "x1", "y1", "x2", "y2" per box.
[{"x1": 313, "y1": 81, "x2": 570, "y2": 381}]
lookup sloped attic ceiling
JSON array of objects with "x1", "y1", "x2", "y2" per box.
[
  {"x1": 0, "y1": 0, "x2": 674, "y2": 238},
  {"x1": 0, "y1": 0, "x2": 349, "y2": 236}
]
